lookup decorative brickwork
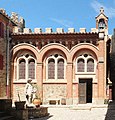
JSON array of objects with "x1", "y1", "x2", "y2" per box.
[{"x1": 0, "y1": 8, "x2": 112, "y2": 105}]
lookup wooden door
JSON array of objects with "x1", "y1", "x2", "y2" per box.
[{"x1": 79, "y1": 82, "x2": 86, "y2": 104}]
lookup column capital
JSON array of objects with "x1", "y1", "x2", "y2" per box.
[
  {"x1": 67, "y1": 62, "x2": 73, "y2": 65},
  {"x1": 37, "y1": 62, "x2": 43, "y2": 65}
]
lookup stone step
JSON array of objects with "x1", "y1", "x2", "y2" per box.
[
  {"x1": 0, "y1": 116, "x2": 15, "y2": 120},
  {"x1": 0, "y1": 111, "x2": 15, "y2": 120},
  {"x1": 70, "y1": 106, "x2": 92, "y2": 110},
  {"x1": 0, "y1": 112, "x2": 6, "y2": 117}
]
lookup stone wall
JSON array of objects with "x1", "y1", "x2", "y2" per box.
[
  {"x1": 13, "y1": 84, "x2": 26, "y2": 102},
  {"x1": 43, "y1": 84, "x2": 67, "y2": 104}
]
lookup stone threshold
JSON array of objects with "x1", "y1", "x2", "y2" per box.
[{"x1": 42, "y1": 104, "x2": 108, "y2": 110}]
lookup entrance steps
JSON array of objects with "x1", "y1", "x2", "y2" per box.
[
  {"x1": 70, "y1": 104, "x2": 108, "y2": 110},
  {"x1": 43, "y1": 104, "x2": 108, "y2": 110},
  {"x1": 0, "y1": 112, "x2": 15, "y2": 120}
]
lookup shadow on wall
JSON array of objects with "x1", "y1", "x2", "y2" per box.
[{"x1": 105, "y1": 101, "x2": 115, "y2": 120}]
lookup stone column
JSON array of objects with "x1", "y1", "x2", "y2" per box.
[
  {"x1": 66, "y1": 62, "x2": 73, "y2": 105},
  {"x1": 36, "y1": 63, "x2": 43, "y2": 101}
]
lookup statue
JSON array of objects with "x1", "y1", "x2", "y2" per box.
[{"x1": 25, "y1": 78, "x2": 37, "y2": 105}]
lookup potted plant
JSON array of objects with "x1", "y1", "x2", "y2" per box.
[
  {"x1": 33, "y1": 96, "x2": 41, "y2": 107},
  {"x1": 15, "y1": 92, "x2": 26, "y2": 110},
  {"x1": 32, "y1": 84, "x2": 41, "y2": 107}
]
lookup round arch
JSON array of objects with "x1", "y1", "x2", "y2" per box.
[
  {"x1": 39, "y1": 43, "x2": 70, "y2": 62},
  {"x1": 11, "y1": 43, "x2": 39, "y2": 62},
  {"x1": 70, "y1": 43, "x2": 99, "y2": 62}
]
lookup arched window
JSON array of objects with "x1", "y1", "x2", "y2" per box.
[
  {"x1": 48, "y1": 59, "x2": 55, "y2": 79},
  {"x1": 76, "y1": 54, "x2": 96, "y2": 73},
  {"x1": 47, "y1": 54, "x2": 65, "y2": 80},
  {"x1": 19, "y1": 59, "x2": 26, "y2": 79},
  {"x1": 17, "y1": 54, "x2": 36, "y2": 81},
  {"x1": 87, "y1": 59, "x2": 94, "y2": 72},
  {"x1": 28, "y1": 59, "x2": 35, "y2": 79},
  {"x1": 99, "y1": 19, "x2": 106, "y2": 30},
  {"x1": 57, "y1": 59, "x2": 64, "y2": 79},
  {"x1": 77, "y1": 59, "x2": 84, "y2": 72}
]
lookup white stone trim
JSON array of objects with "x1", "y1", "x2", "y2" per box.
[
  {"x1": 16, "y1": 54, "x2": 36, "y2": 82},
  {"x1": 76, "y1": 54, "x2": 97, "y2": 73},
  {"x1": 46, "y1": 54, "x2": 66, "y2": 81}
]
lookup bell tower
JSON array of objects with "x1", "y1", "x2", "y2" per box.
[{"x1": 96, "y1": 7, "x2": 108, "y2": 33}]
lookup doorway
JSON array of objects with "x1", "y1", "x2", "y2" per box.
[{"x1": 79, "y1": 79, "x2": 92, "y2": 104}]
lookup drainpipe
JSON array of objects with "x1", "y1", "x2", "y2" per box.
[{"x1": 6, "y1": 21, "x2": 10, "y2": 98}]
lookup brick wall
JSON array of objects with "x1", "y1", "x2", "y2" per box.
[{"x1": 0, "y1": 38, "x2": 6, "y2": 97}]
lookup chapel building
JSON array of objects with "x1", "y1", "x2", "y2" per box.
[{"x1": 0, "y1": 8, "x2": 112, "y2": 105}]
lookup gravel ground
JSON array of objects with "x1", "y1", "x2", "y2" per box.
[{"x1": 30, "y1": 107, "x2": 111, "y2": 120}]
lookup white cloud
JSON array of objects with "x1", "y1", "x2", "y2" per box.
[
  {"x1": 50, "y1": 18, "x2": 73, "y2": 28},
  {"x1": 91, "y1": 0, "x2": 115, "y2": 18}
]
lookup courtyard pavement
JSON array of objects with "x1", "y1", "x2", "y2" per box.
[{"x1": 30, "y1": 102, "x2": 115, "y2": 120}]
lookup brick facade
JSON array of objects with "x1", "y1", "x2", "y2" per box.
[
  {"x1": 0, "y1": 38, "x2": 6, "y2": 97},
  {"x1": 0, "y1": 8, "x2": 112, "y2": 105}
]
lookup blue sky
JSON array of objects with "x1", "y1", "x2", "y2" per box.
[{"x1": 0, "y1": 0, "x2": 115, "y2": 34}]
